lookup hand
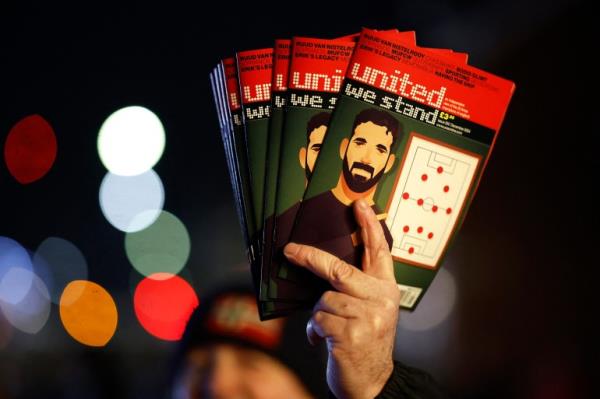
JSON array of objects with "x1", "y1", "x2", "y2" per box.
[{"x1": 284, "y1": 199, "x2": 401, "y2": 399}]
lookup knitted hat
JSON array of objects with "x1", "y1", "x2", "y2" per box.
[{"x1": 172, "y1": 285, "x2": 328, "y2": 398}]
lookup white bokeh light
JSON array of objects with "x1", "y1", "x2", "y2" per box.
[
  {"x1": 0, "y1": 237, "x2": 34, "y2": 305},
  {"x1": 99, "y1": 169, "x2": 165, "y2": 232},
  {"x1": 399, "y1": 267, "x2": 457, "y2": 332},
  {"x1": 97, "y1": 106, "x2": 166, "y2": 176},
  {"x1": 0, "y1": 269, "x2": 51, "y2": 334}
]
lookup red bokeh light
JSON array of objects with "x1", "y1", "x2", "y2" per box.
[
  {"x1": 133, "y1": 273, "x2": 199, "y2": 341},
  {"x1": 4, "y1": 114, "x2": 57, "y2": 184}
]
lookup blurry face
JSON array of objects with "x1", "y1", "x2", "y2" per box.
[
  {"x1": 178, "y1": 344, "x2": 312, "y2": 399},
  {"x1": 342, "y1": 121, "x2": 394, "y2": 193}
]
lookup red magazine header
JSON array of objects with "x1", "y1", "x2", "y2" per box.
[
  {"x1": 288, "y1": 32, "x2": 416, "y2": 93},
  {"x1": 287, "y1": 37, "x2": 356, "y2": 93},
  {"x1": 347, "y1": 28, "x2": 515, "y2": 130},
  {"x1": 272, "y1": 39, "x2": 291, "y2": 92},
  {"x1": 236, "y1": 48, "x2": 273, "y2": 104},
  {"x1": 363, "y1": 29, "x2": 468, "y2": 64},
  {"x1": 223, "y1": 57, "x2": 241, "y2": 111}
]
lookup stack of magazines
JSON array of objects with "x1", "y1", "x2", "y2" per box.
[{"x1": 209, "y1": 28, "x2": 515, "y2": 319}]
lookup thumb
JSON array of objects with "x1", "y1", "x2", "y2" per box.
[{"x1": 306, "y1": 318, "x2": 323, "y2": 346}]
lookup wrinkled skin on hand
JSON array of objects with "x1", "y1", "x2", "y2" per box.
[{"x1": 285, "y1": 199, "x2": 401, "y2": 399}]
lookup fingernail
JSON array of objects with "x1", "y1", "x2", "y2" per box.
[
  {"x1": 284, "y1": 242, "x2": 299, "y2": 258},
  {"x1": 306, "y1": 319, "x2": 318, "y2": 346},
  {"x1": 357, "y1": 198, "x2": 368, "y2": 210}
]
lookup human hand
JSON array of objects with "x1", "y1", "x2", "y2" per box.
[{"x1": 284, "y1": 198, "x2": 401, "y2": 399}]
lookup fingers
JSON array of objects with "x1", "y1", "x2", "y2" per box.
[
  {"x1": 306, "y1": 319, "x2": 323, "y2": 346},
  {"x1": 307, "y1": 310, "x2": 346, "y2": 345},
  {"x1": 314, "y1": 290, "x2": 364, "y2": 318},
  {"x1": 284, "y1": 243, "x2": 377, "y2": 299},
  {"x1": 353, "y1": 199, "x2": 395, "y2": 281}
]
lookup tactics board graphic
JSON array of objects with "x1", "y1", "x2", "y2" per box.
[{"x1": 385, "y1": 133, "x2": 481, "y2": 268}]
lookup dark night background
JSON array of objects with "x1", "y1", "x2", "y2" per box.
[{"x1": 0, "y1": 1, "x2": 594, "y2": 398}]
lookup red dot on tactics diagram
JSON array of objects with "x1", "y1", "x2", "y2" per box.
[
  {"x1": 417, "y1": 198, "x2": 424, "y2": 206},
  {"x1": 403, "y1": 225, "x2": 409, "y2": 233},
  {"x1": 417, "y1": 226, "x2": 423, "y2": 233},
  {"x1": 408, "y1": 247, "x2": 414, "y2": 254},
  {"x1": 428, "y1": 232, "x2": 434, "y2": 239},
  {"x1": 402, "y1": 192, "x2": 409, "y2": 200},
  {"x1": 432, "y1": 205, "x2": 438, "y2": 213},
  {"x1": 446, "y1": 208, "x2": 452, "y2": 214},
  {"x1": 437, "y1": 166, "x2": 444, "y2": 174},
  {"x1": 444, "y1": 185, "x2": 449, "y2": 193},
  {"x1": 421, "y1": 174, "x2": 428, "y2": 181}
]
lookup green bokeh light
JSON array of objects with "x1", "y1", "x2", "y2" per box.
[{"x1": 125, "y1": 211, "x2": 191, "y2": 277}]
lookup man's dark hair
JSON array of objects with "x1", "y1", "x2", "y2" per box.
[
  {"x1": 306, "y1": 112, "x2": 331, "y2": 142},
  {"x1": 350, "y1": 108, "x2": 403, "y2": 151}
]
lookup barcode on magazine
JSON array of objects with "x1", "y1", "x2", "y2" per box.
[{"x1": 397, "y1": 284, "x2": 423, "y2": 308}]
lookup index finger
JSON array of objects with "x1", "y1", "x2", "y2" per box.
[
  {"x1": 284, "y1": 243, "x2": 378, "y2": 299},
  {"x1": 353, "y1": 199, "x2": 395, "y2": 281}
]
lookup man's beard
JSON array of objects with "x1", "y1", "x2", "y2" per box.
[{"x1": 342, "y1": 156, "x2": 386, "y2": 193}]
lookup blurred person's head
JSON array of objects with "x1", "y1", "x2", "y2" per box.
[{"x1": 170, "y1": 286, "x2": 326, "y2": 399}]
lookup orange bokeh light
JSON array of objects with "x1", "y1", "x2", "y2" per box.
[{"x1": 59, "y1": 280, "x2": 118, "y2": 347}]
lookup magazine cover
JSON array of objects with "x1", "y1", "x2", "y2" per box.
[
  {"x1": 211, "y1": 58, "x2": 295, "y2": 319},
  {"x1": 222, "y1": 59, "x2": 256, "y2": 248},
  {"x1": 271, "y1": 33, "x2": 418, "y2": 302},
  {"x1": 262, "y1": 32, "x2": 464, "y2": 303},
  {"x1": 210, "y1": 64, "x2": 248, "y2": 253},
  {"x1": 212, "y1": 32, "x2": 490, "y2": 312},
  {"x1": 258, "y1": 39, "x2": 307, "y2": 308},
  {"x1": 287, "y1": 28, "x2": 515, "y2": 309},
  {"x1": 268, "y1": 35, "x2": 358, "y2": 301},
  {"x1": 276, "y1": 39, "x2": 472, "y2": 290},
  {"x1": 236, "y1": 47, "x2": 274, "y2": 263}
]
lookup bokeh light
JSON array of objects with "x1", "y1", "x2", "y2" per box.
[
  {"x1": 128, "y1": 266, "x2": 195, "y2": 298},
  {"x1": 0, "y1": 270, "x2": 51, "y2": 334},
  {"x1": 4, "y1": 114, "x2": 57, "y2": 184},
  {"x1": 97, "y1": 106, "x2": 166, "y2": 176},
  {"x1": 399, "y1": 267, "x2": 457, "y2": 332},
  {"x1": 125, "y1": 211, "x2": 191, "y2": 277},
  {"x1": 134, "y1": 273, "x2": 198, "y2": 341},
  {"x1": 33, "y1": 237, "x2": 88, "y2": 304},
  {"x1": 59, "y1": 280, "x2": 118, "y2": 347},
  {"x1": 0, "y1": 237, "x2": 34, "y2": 305},
  {"x1": 99, "y1": 169, "x2": 165, "y2": 232}
]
